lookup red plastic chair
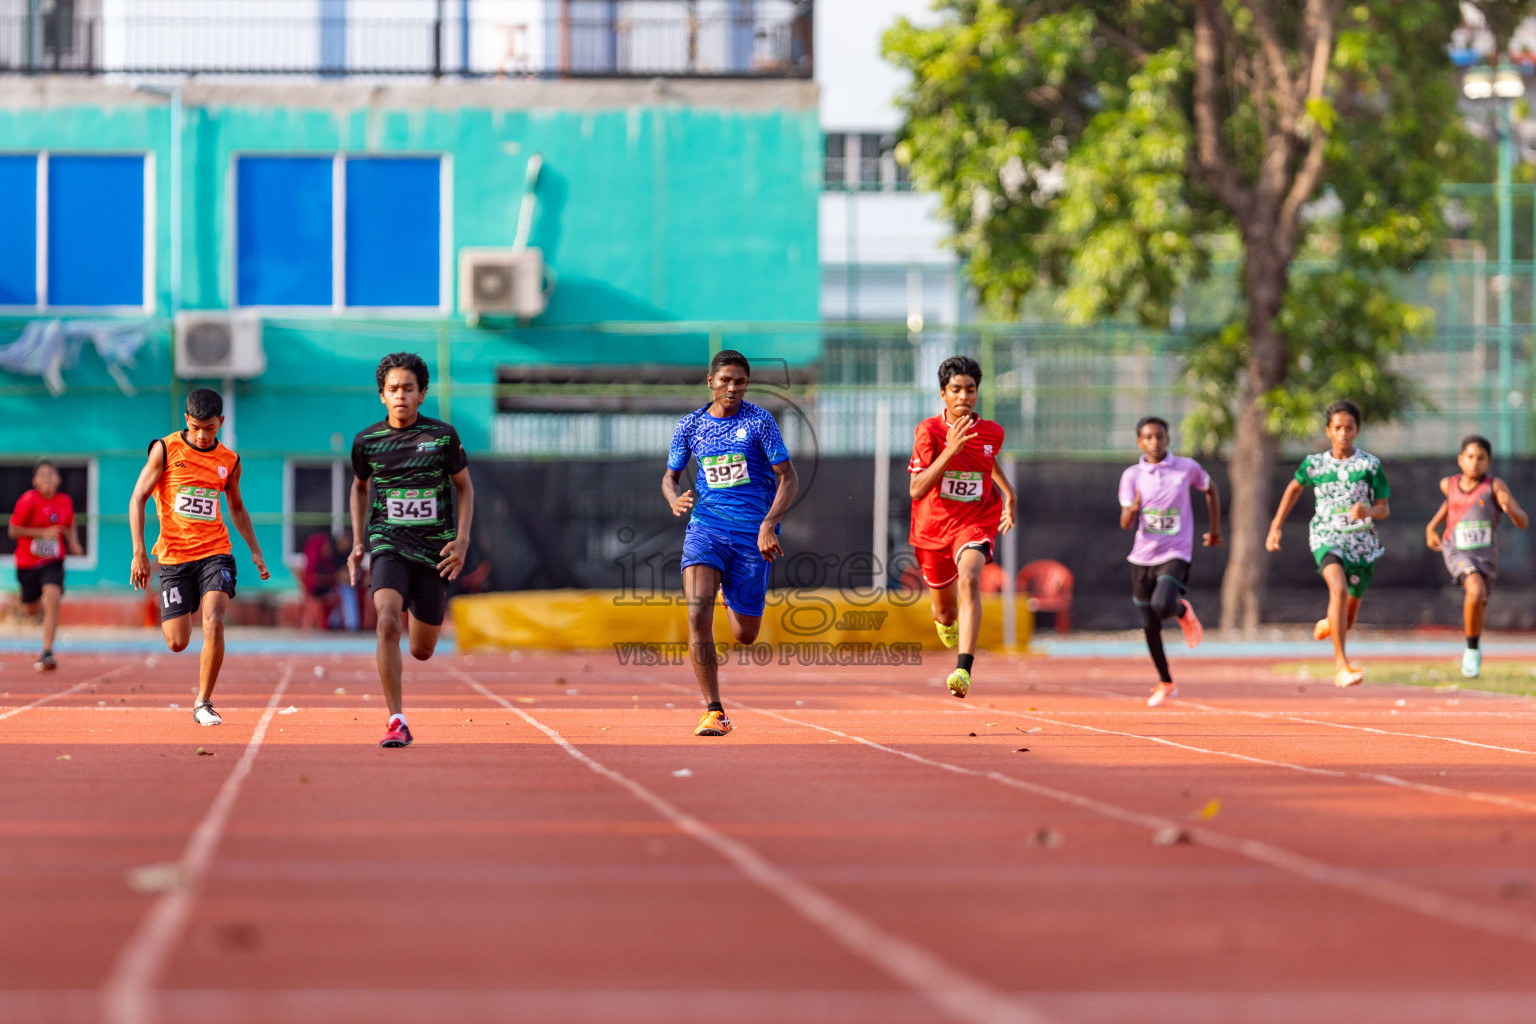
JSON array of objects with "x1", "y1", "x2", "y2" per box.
[
  {"x1": 1017, "y1": 559, "x2": 1073, "y2": 634},
  {"x1": 979, "y1": 563, "x2": 1007, "y2": 593}
]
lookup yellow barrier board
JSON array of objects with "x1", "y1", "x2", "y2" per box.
[{"x1": 452, "y1": 588, "x2": 1033, "y2": 654}]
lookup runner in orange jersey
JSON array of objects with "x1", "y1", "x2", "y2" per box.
[{"x1": 129, "y1": 388, "x2": 270, "y2": 726}]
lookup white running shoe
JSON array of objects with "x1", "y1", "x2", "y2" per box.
[
  {"x1": 193, "y1": 701, "x2": 222, "y2": 726},
  {"x1": 1462, "y1": 648, "x2": 1482, "y2": 679},
  {"x1": 1147, "y1": 682, "x2": 1177, "y2": 707}
]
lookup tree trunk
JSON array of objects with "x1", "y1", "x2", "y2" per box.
[{"x1": 1219, "y1": 238, "x2": 1291, "y2": 635}]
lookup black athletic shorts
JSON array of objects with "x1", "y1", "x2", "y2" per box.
[
  {"x1": 17, "y1": 561, "x2": 64, "y2": 604},
  {"x1": 159, "y1": 554, "x2": 237, "y2": 622},
  {"x1": 1130, "y1": 558, "x2": 1190, "y2": 604},
  {"x1": 370, "y1": 552, "x2": 448, "y2": 627}
]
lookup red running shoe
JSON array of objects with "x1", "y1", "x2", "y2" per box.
[
  {"x1": 1176, "y1": 600, "x2": 1203, "y2": 648},
  {"x1": 380, "y1": 720, "x2": 413, "y2": 747}
]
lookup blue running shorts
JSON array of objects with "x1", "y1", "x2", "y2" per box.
[{"x1": 681, "y1": 524, "x2": 772, "y2": 617}]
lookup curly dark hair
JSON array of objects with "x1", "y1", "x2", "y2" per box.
[
  {"x1": 1324, "y1": 399, "x2": 1361, "y2": 429},
  {"x1": 709, "y1": 349, "x2": 750, "y2": 378},
  {"x1": 376, "y1": 352, "x2": 430, "y2": 394},
  {"x1": 938, "y1": 355, "x2": 982, "y2": 391},
  {"x1": 185, "y1": 388, "x2": 223, "y2": 420}
]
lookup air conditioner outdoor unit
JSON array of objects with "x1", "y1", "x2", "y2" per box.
[
  {"x1": 174, "y1": 311, "x2": 265, "y2": 379},
  {"x1": 458, "y1": 247, "x2": 547, "y2": 321}
]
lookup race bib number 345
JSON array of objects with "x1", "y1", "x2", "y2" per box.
[
  {"x1": 940, "y1": 470, "x2": 984, "y2": 502},
  {"x1": 174, "y1": 485, "x2": 220, "y2": 522},
  {"x1": 701, "y1": 453, "x2": 750, "y2": 489},
  {"x1": 385, "y1": 488, "x2": 438, "y2": 524}
]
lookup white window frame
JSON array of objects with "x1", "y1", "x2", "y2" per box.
[
  {"x1": 0, "y1": 150, "x2": 155, "y2": 315},
  {"x1": 231, "y1": 152, "x2": 452, "y2": 316},
  {"x1": 282, "y1": 458, "x2": 352, "y2": 573},
  {"x1": 0, "y1": 458, "x2": 100, "y2": 573}
]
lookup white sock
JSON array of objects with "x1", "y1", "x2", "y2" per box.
[{"x1": 390, "y1": 713, "x2": 407, "y2": 727}]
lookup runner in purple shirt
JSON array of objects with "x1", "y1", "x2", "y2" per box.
[{"x1": 1117, "y1": 416, "x2": 1222, "y2": 707}]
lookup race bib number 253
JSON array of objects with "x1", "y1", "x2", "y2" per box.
[{"x1": 174, "y1": 485, "x2": 220, "y2": 523}]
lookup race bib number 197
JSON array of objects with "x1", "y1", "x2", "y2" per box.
[
  {"x1": 701, "y1": 453, "x2": 751, "y2": 489},
  {"x1": 385, "y1": 488, "x2": 438, "y2": 524},
  {"x1": 1455, "y1": 519, "x2": 1492, "y2": 549},
  {"x1": 940, "y1": 470, "x2": 984, "y2": 502},
  {"x1": 174, "y1": 485, "x2": 220, "y2": 523}
]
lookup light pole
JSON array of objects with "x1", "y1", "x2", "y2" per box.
[{"x1": 1461, "y1": 65, "x2": 1524, "y2": 455}]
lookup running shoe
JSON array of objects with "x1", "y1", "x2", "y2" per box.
[
  {"x1": 193, "y1": 701, "x2": 222, "y2": 726},
  {"x1": 1147, "y1": 682, "x2": 1178, "y2": 707},
  {"x1": 946, "y1": 667, "x2": 970, "y2": 699},
  {"x1": 1314, "y1": 618, "x2": 1331, "y2": 641},
  {"x1": 935, "y1": 620, "x2": 959, "y2": 649},
  {"x1": 1334, "y1": 664, "x2": 1364, "y2": 688},
  {"x1": 33, "y1": 652, "x2": 56, "y2": 672},
  {"x1": 694, "y1": 710, "x2": 733, "y2": 736},
  {"x1": 1462, "y1": 647, "x2": 1482, "y2": 679},
  {"x1": 380, "y1": 719, "x2": 413, "y2": 747},
  {"x1": 1176, "y1": 600, "x2": 1203, "y2": 648}
]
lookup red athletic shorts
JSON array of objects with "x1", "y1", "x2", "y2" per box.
[{"x1": 913, "y1": 524, "x2": 995, "y2": 589}]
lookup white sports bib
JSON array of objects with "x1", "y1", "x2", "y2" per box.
[
  {"x1": 1141, "y1": 507, "x2": 1180, "y2": 535},
  {"x1": 1454, "y1": 519, "x2": 1492, "y2": 550},
  {"x1": 940, "y1": 470, "x2": 984, "y2": 502},
  {"x1": 701, "y1": 453, "x2": 751, "y2": 489},
  {"x1": 173, "y1": 485, "x2": 220, "y2": 523},
  {"x1": 30, "y1": 537, "x2": 60, "y2": 559},
  {"x1": 385, "y1": 488, "x2": 438, "y2": 524}
]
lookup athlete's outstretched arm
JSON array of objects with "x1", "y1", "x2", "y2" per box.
[
  {"x1": 1202, "y1": 479, "x2": 1223, "y2": 547},
  {"x1": 757, "y1": 460, "x2": 799, "y2": 560},
  {"x1": 661, "y1": 468, "x2": 694, "y2": 517},
  {"x1": 128, "y1": 444, "x2": 167, "y2": 590},
  {"x1": 223, "y1": 463, "x2": 270, "y2": 580},
  {"x1": 1425, "y1": 500, "x2": 1448, "y2": 551},
  {"x1": 1494, "y1": 479, "x2": 1530, "y2": 530},
  {"x1": 347, "y1": 475, "x2": 370, "y2": 586},
  {"x1": 990, "y1": 463, "x2": 1017, "y2": 535},
  {"x1": 1265, "y1": 479, "x2": 1305, "y2": 552},
  {"x1": 438, "y1": 467, "x2": 474, "y2": 579}
]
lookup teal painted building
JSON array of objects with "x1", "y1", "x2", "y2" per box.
[{"x1": 0, "y1": 78, "x2": 821, "y2": 593}]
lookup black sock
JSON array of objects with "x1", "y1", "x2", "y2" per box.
[
  {"x1": 707, "y1": 701, "x2": 724, "y2": 713},
  {"x1": 1467, "y1": 636, "x2": 1480, "y2": 650},
  {"x1": 956, "y1": 653, "x2": 974, "y2": 672}
]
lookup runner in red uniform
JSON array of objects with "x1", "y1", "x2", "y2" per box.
[
  {"x1": 908, "y1": 355, "x2": 1017, "y2": 698},
  {"x1": 9, "y1": 460, "x2": 81, "y2": 671}
]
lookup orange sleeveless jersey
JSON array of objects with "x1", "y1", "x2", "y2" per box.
[{"x1": 150, "y1": 432, "x2": 240, "y2": 565}]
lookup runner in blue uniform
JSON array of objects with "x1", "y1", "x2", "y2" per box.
[{"x1": 662, "y1": 350, "x2": 798, "y2": 737}]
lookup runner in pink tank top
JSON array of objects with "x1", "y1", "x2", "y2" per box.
[{"x1": 1425, "y1": 435, "x2": 1528, "y2": 678}]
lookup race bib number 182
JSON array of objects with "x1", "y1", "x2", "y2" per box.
[
  {"x1": 385, "y1": 488, "x2": 438, "y2": 524},
  {"x1": 940, "y1": 470, "x2": 984, "y2": 502},
  {"x1": 174, "y1": 485, "x2": 220, "y2": 523},
  {"x1": 701, "y1": 453, "x2": 751, "y2": 489}
]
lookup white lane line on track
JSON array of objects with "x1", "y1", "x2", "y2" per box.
[
  {"x1": 731, "y1": 700, "x2": 1536, "y2": 948},
  {"x1": 0, "y1": 668, "x2": 126, "y2": 722},
  {"x1": 1074, "y1": 686, "x2": 1536, "y2": 757},
  {"x1": 888, "y1": 690, "x2": 1536, "y2": 818},
  {"x1": 101, "y1": 664, "x2": 293, "y2": 1024},
  {"x1": 452, "y1": 670, "x2": 1049, "y2": 1024}
]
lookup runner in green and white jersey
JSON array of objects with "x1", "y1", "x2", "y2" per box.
[{"x1": 1266, "y1": 400, "x2": 1390, "y2": 688}]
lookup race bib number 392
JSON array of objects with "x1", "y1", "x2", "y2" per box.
[
  {"x1": 173, "y1": 485, "x2": 220, "y2": 523},
  {"x1": 940, "y1": 470, "x2": 984, "y2": 502},
  {"x1": 701, "y1": 453, "x2": 751, "y2": 489},
  {"x1": 385, "y1": 488, "x2": 438, "y2": 524},
  {"x1": 1454, "y1": 519, "x2": 1493, "y2": 549}
]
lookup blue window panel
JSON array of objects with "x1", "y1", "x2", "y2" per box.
[
  {"x1": 345, "y1": 158, "x2": 441, "y2": 308},
  {"x1": 48, "y1": 155, "x2": 144, "y2": 307},
  {"x1": 237, "y1": 156, "x2": 333, "y2": 306},
  {"x1": 0, "y1": 156, "x2": 37, "y2": 305}
]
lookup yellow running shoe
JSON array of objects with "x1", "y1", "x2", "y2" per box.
[
  {"x1": 694, "y1": 709, "x2": 733, "y2": 736},
  {"x1": 946, "y1": 667, "x2": 970, "y2": 699},
  {"x1": 935, "y1": 620, "x2": 959, "y2": 648}
]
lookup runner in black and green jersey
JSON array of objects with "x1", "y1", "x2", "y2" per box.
[{"x1": 348, "y1": 352, "x2": 474, "y2": 748}]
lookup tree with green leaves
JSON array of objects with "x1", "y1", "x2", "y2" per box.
[{"x1": 885, "y1": 0, "x2": 1483, "y2": 632}]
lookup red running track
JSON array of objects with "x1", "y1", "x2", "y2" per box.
[{"x1": 5, "y1": 650, "x2": 1536, "y2": 1023}]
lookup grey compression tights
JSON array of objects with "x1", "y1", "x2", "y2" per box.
[{"x1": 1139, "y1": 575, "x2": 1185, "y2": 684}]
